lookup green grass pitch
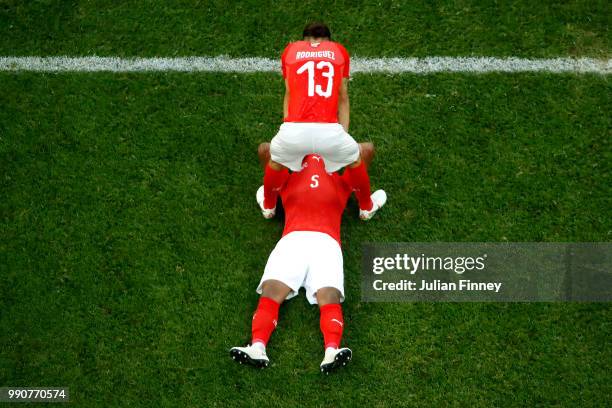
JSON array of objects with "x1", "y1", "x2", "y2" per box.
[{"x1": 1, "y1": 1, "x2": 611, "y2": 407}]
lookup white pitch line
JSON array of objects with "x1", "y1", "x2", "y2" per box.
[{"x1": 0, "y1": 56, "x2": 610, "y2": 74}]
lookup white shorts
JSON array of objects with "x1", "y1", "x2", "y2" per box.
[
  {"x1": 256, "y1": 231, "x2": 345, "y2": 305},
  {"x1": 270, "y1": 122, "x2": 360, "y2": 172}
]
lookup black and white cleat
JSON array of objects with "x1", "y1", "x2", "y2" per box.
[
  {"x1": 230, "y1": 345, "x2": 270, "y2": 369},
  {"x1": 320, "y1": 348, "x2": 352, "y2": 374}
]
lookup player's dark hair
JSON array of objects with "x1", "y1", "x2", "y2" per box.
[{"x1": 303, "y1": 22, "x2": 331, "y2": 40}]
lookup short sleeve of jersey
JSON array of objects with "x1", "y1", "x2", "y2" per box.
[
  {"x1": 338, "y1": 44, "x2": 350, "y2": 78},
  {"x1": 281, "y1": 43, "x2": 291, "y2": 78}
]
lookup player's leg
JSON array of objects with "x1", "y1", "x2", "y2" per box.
[
  {"x1": 260, "y1": 279, "x2": 292, "y2": 303},
  {"x1": 302, "y1": 232, "x2": 352, "y2": 373},
  {"x1": 230, "y1": 281, "x2": 292, "y2": 368},
  {"x1": 346, "y1": 153, "x2": 374, "y2": 210},
  {"x1": 316, "y1": 288, "x2": 352, "y2": 374},
  {"x1": 315, "y1": 126, "x2": 386, "y2": 219},
  {"x1": 259, "y1": 124, "x2": 307, "y2": 218},
  {"x1": 258, "y1": 142, "x2": 287, "y2": 209},
  {"x1": 349, "y1": 142, "x2": 387, "y2": 220},
  {"x1": 346, "y1": 153, "x2": 387, "y2": 220},
  {"x1": 353, "y1": 142, "x2": 380, "y2": 214},
  {"x1": 258, "y1": 159, "x2": 288, "y2": 218},
  {"x1": 317, "y1": 287, "x2": 344, "y2": 351},
  {"x1": 327, "y1": 128, "x2": 374, "y2": 212},
  {"x1": 231, "y1": 233, "x2": 307, "y2": 368},
  {"x1": 231, "y1": 279, "x2": 291, "y2": 364},
  {"x1": 252, "y1": 279, "x2": 292, "y2": 348}
]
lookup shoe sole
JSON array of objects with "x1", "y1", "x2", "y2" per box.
[
  {"x1": 320, "y1": 349, "x2": 352, "y2": 374},
  {"x1": 230, "y1": 348, "x2": 269, "y2": 369}
]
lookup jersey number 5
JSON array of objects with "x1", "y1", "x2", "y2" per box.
[
  {"x1": 297, "y1": 61, "x2": 335, "y2": 98},
  {"x1": 310, "y1": 174, "x2": 319, "y2": 188}
]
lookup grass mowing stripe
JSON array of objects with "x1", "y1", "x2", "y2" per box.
[{"x1": 0, "y1": 56, "x2": 610, "y2": 74}]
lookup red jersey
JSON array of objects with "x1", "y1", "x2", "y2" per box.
[
  {"x1": 281, "y1": 40, "x2": 350, "y2": 123},
  {"x1": 279, "y1": 154, "x2": 354, "y2": 244}
]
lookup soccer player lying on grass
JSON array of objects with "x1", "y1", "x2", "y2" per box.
[
  {"x1": 230, "y1": 143, "x2": 386, "y2": 374},
  {"x1": 261, "y1": 22, "x2": 382, "y2": 221}
]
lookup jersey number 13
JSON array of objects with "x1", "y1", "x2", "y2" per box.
[{"x1": 297, "y1": 61, "x2": 335, "y2": 98}]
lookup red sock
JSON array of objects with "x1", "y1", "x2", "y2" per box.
[
  {"x1": 251, "y1": 297, "x2": 280, "y2": 346},
  {"x1": 347, "y1": 161, "x2": 373, "y2": 211},
  {"x1": 263, "y1": 164, "x2": 289, "y2": 209},
  {"x1": 319, "y1": 303, "x2": 344, "y2": 349}
]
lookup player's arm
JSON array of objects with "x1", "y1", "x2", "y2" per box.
[
  {"x1": 283, "y1": 78, "x2": 290, "y2": 119},
  {"x1": 280, "y1": 43, "x2": 291, "y2": 119},
  {"x1": 338, "y1": 78, "x2": 350, "y2": 132}
]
